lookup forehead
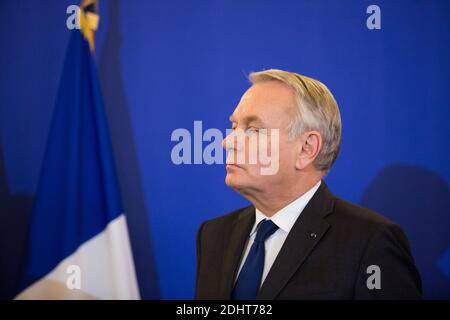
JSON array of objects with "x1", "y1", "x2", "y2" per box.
[{"x1": 231, "y1": 81, "x2": 296, "y2": 123}]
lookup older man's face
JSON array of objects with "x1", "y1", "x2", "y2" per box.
[{"x1": 223, "y1": 81, "x2": 299, "y2": 195}]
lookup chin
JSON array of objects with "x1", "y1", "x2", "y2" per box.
[
  {"x1": 225, "y1": 173, "x2": 242, "y2": 187},
  {"x1": 225, "y1": 174, "x2": 251, "y2": 192},
  {"x1": 225, "y1": 174, "x2": 237, "y2": 188}
]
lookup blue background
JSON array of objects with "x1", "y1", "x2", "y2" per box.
[{"x1": 0, "y1": 0, "x2": 449, "y2": 299}]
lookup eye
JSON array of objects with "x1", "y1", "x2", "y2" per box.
[{"x1": 245, "y1": 127, "x2": 259, "y2": 135}]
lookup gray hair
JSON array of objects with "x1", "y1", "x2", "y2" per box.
[{"x1": 249, "y1": 69, "x2": 342, "y2": 173}]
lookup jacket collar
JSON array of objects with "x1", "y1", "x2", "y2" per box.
[{"x1": 220, "y1": 180, "x2": 335, "y2": 299}]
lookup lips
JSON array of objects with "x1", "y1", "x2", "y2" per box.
[
  {"x1": 226, "y1": 163, "x2": 242, "y2": 170},
  {"x1": 226, "y1": 155, "x2": 244, "y2": 169}
]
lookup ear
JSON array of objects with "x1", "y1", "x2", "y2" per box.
[{"x1": 295, "y1": 131, "x2": 322, "y2": 170}]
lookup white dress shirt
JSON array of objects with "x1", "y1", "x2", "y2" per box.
[{"x1": 235, "y1": 180, "x2": 322, "y2": 287}]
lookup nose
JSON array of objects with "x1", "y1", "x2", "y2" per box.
[
  {"x1": 222, "y1": 129, "x2": 244, "y2": 151},
  {"x1": 222, "y1": 131, "x2": 234, "y2": 151}
]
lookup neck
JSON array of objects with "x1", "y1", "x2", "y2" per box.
[{"x1": 240, "y1": 173, "x2": 322, "y2": 217}]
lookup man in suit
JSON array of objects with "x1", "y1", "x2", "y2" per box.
[{"x1": 195, "y1": 69, "x2": 422, "y2": 299}]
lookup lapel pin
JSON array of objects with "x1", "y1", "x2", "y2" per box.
[{"x1": 310, "y1": 232, "x2": 317, "y2": 238}]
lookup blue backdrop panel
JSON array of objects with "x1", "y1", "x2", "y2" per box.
[{"x1": 0, "y1": 0, "x2": 449, "y2": 299}]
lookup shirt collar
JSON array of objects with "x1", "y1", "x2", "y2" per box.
[{"x1": 251, "y1": 180, "x2": 322, "y2": 235}]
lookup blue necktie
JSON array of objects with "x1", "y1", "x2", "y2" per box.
[{"x1": 231, "y1": 219, "x2": 279, "y2": 300}]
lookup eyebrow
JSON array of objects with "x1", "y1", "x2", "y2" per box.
[{"x1": 229, "y1": 115, "x2": 265, "y2": 126}]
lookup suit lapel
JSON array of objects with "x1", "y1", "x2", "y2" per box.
[
  {"x1": 256, "y1": 181, "x2": 335, "y2": 300},
  {"x1": 220, "y1": 206, "x2": 255, "y2": 299}
]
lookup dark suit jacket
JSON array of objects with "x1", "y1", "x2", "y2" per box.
[{"x1": 195, "y1": 181, "x2": 422, "y2": 299}]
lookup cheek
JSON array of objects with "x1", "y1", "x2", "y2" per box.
[{"x1": 274, "y1": 142, "x2": 297, "y2": 173}]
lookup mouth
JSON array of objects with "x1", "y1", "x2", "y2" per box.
[{"x1": 226, "y1": 163, "x2": 242, "y2": 170}]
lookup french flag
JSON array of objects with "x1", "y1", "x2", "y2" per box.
[{"x1": 15, "y1": 2, "x2": 140, "y2": 299}]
